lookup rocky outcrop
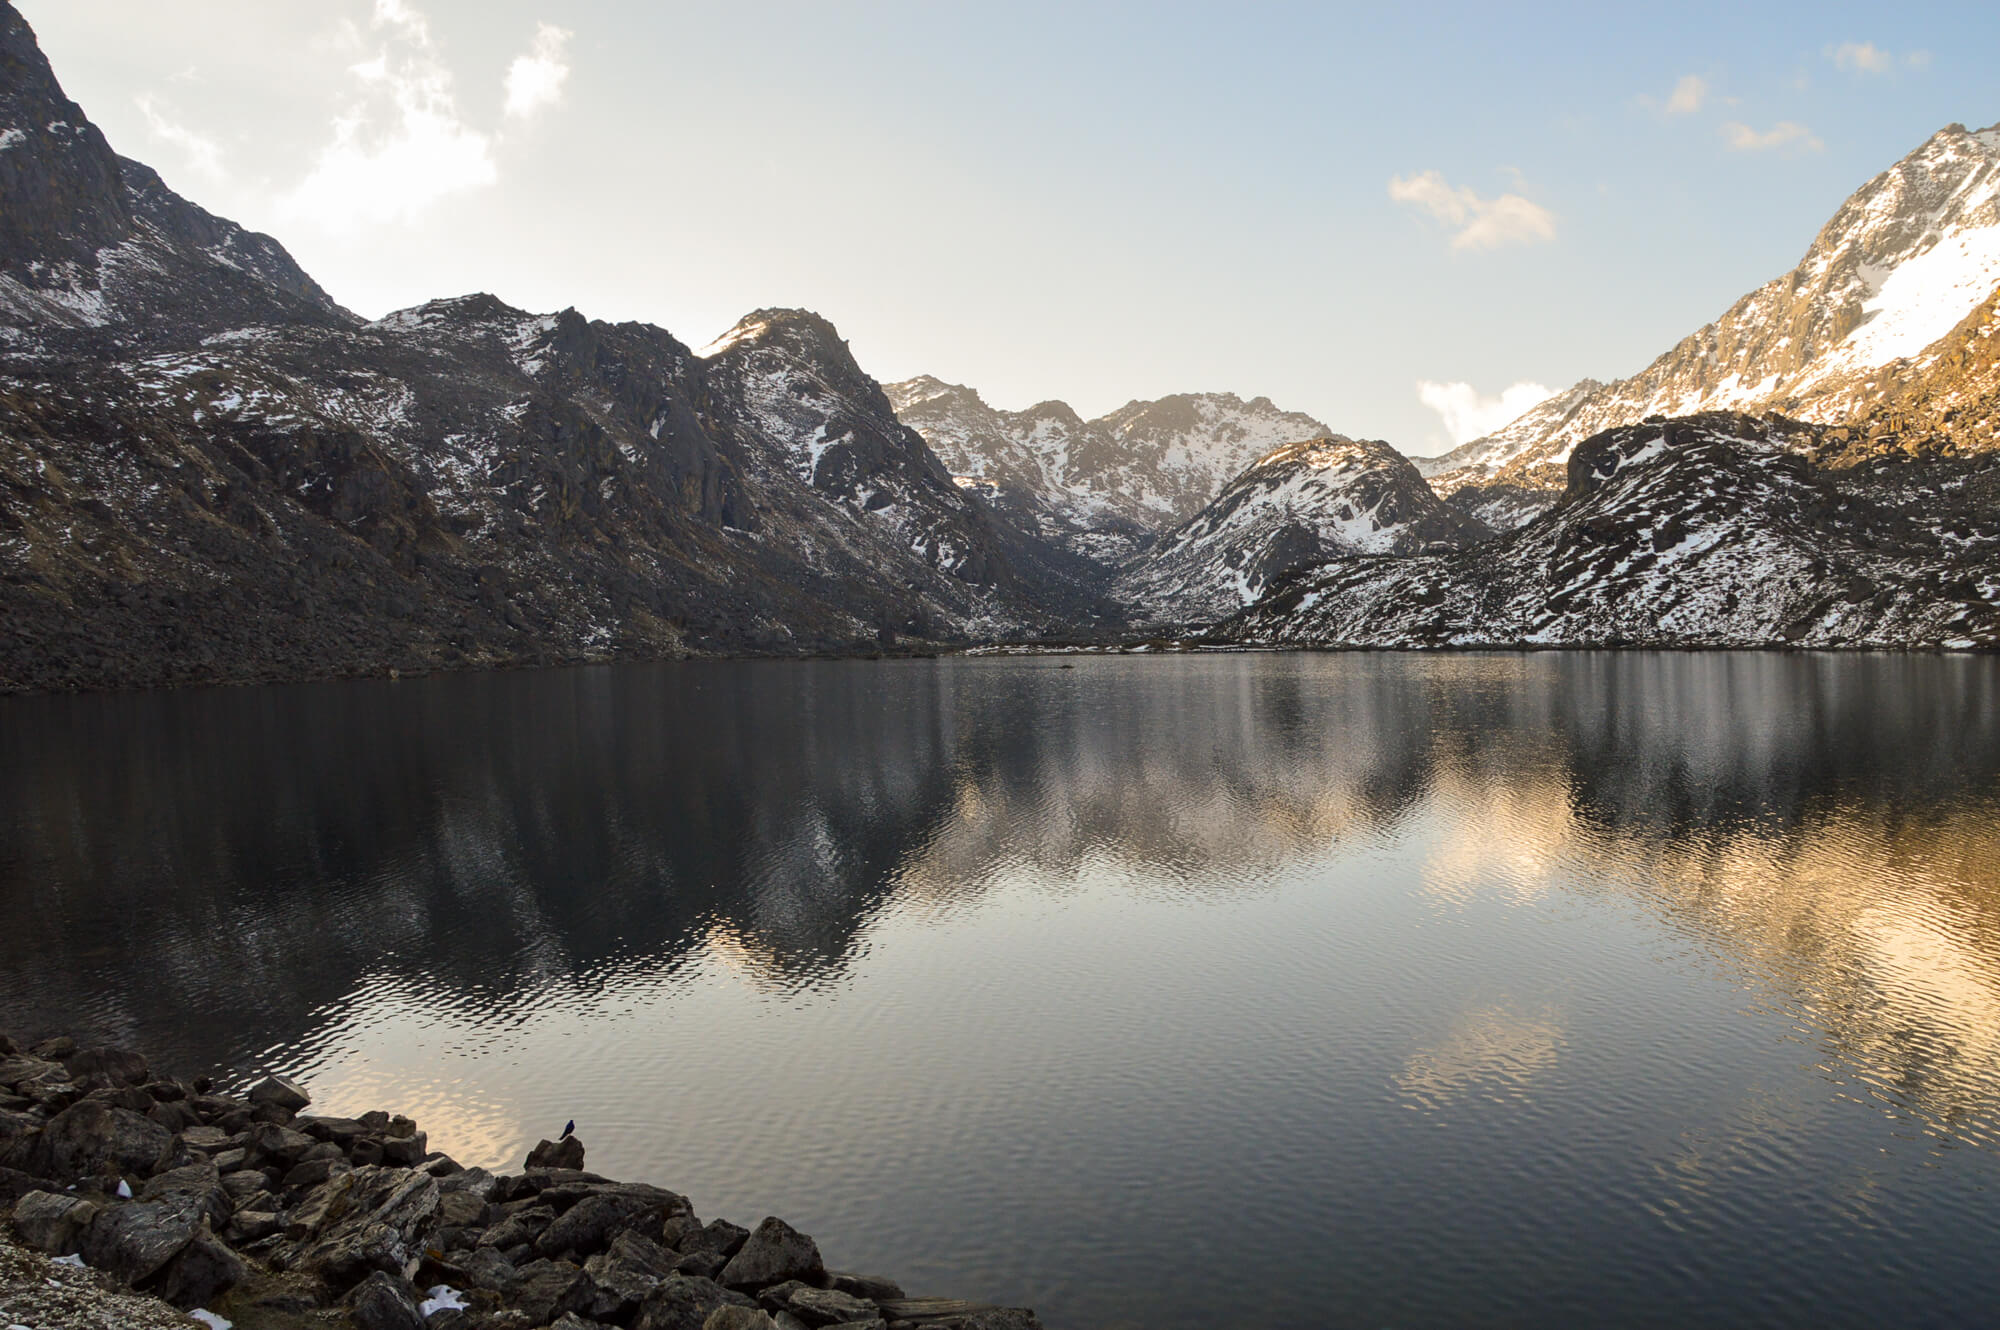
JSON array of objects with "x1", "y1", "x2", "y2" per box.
[
  {"x1": 0, "y1": 1031, "x2": 1046, "y2": 1329},
  {"x1": 1113, "y1": 436, "x2": 1491, "y2": 627},
  {"x1": 1229, "y1": 413, "x2": 2000, "y2": 650}
]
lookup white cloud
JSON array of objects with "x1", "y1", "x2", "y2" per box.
[
  {"x1": 282, "y1": 0, "x2": 495, "y2": 228},
  {"x1": 1720, "y1": 120, "x2": 1824, "y2": 152},
  {"x1": 134, "y1": 96, "x2": 225, "y2": 181},
  {"x1": 1665, "y1": 74, "x2": 1708, "y2": 115},
  {"x1": 505, "y1": 23, "x2": 573, "y2": 120},
  {"x1": 1828, "y1": 41, "x2": 1893, "y2": 74},
  {"x1": 1417, "y1": 380, "x2": 1558, "y2": 446},
  {"x1": 1388, "y1": 171, "x2": 1556, "y2": 251}
]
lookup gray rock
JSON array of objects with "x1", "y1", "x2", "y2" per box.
[
  {"x1": 682, "y1": 1218, "x2": 751, "y2": 1259},
  {"x1": 283, "y1": 1166, "x2": 442, "y2": 1291},
  {"x1": 30, "y1": 1037, "x2": 78, "y2": 1060},
  {"x1": 786, "y1": 1286, "x2": 880, "y2": 1325},
  {"x1": 437, "y1": 1165, "x2": 498, "y2": 1200},
  {"x1": 772, "y1": 1314, "x2": 813, "y2": 1330},
  {"x1": 717, "y1": 1217, "x2": 824, "y2": 1290},
  {"x1": 673, "y1": 1248, "x2": 729, "y2": 1279},
  {"x1": 247, "y1": 1075, "x2": 312, "y2": 1113},
  {"x1": 568, "y1": 1228, "x2": 676, "y2": 1320},
  {"x1": 296, "y1": 1115, "x2": 367, "y2": 1146},
  {"x1": 15, "y1": 1099, "x2": 174, "y2": 1180},
  {"x1": 283, "y1": 1155, "x2": 353, "y2": 1189},
  {"x1": 635, "y1": 1274, "x2": 758, "y2": 1330},
  {"x1": 179, "y1": 1125, "x2": 232, "y2": 1151},
  {"x1": 436, "y1": 1188, "x2": 488, "y2": 1229},
  {"x1": 755, "y1": 1281, "x2": 813, "y2": 1314},
  {"x1": 550, "y1": 1316, "x2": 615, "y2": 1330},
  {"x1": 478, "y1": 1203, "x2": 556, "y2": 1250},
  {"x1": 10, "y1": 1189, "x2": 99, "y2": 1254},
  {"x1": 457, "y1": 1244, "x2": 518, "y2": 1292},
  {"x1": 138, "y1": 1159, "x2": 229, "y2": 1229},
  {"x1": 827, "y1": 1274, "x2": 903, "y2": 1301},
  {"x1": 80, "y1": 1195, "x2": 203, "y2": 1283},
  {"x1": 249, "y1": 1122, "x2": 317, "y2": 1166},
  {"x1": 63, "y1": 1047, "x2": 149, "y2": 1091},
  {"x1": 0, "y1": 1056, "x2": 68, "y2": 1093},
  {"x1": 510, "y1": 1257, "x2": 586, "y2": 1324},
  {"x1": 380, "y1": 1132, "x2": 428, "y2": 1167},
  {"x1": 226, "y1": 1210, "x2": 283, "y2": 1243},
  {"x1": 155, "y1": 1228, "x2": 247, "y2": 1308},
  {"x1": 876, "y1": 1303, "x2": 1042, "y2": 1330},
  {"x1": 526, "y1": 1136, "x2": 586, "y2": 1171},
  {"x1": 704, "y1": 1310, "x2": 778, "y2": 1330},
  {"x1": 349, "y1": 1269, "x2": 427, "y2": 1330},
  {"x1": 537, "y1": 1186, "x2": 684, "y2": 1259}
]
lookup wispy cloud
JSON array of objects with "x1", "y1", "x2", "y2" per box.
[
  {"x1": 505, "y1": 23, "x2": 572, "y2": 120},
  {"x1": 1388, "y1": 171, "x2": 1556, "y2": 251},
  {"x1": 1721, "y1": 120, "x2": 1823, "y2": 153},
  {"x1": 134, "y1": 95, "x2": 226, "y2": 182},
  {"x1": 283, "y1": 2, "x2": 574, "y2": 230},
  {"x1": 1417, "y1": 380, "x2": 1557, "y2": 446},
  {"x1": 1828, "y1": 41, "x2": 1891, "y2": 73},
  {"x1": 1664, "y1": 74, "x2": 1709, "y2": 115}
]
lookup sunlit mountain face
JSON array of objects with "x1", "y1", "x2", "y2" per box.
[{"x1": 4, "y1": 653, "x2": 2000, "y2": 1327}]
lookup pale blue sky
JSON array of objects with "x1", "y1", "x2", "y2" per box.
[{"x1": 20, "y1": 1, "x2": 2000, "y2": 453}]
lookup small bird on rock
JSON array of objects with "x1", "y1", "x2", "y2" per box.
[{"x1": 560, "y1": 1119, "x2": 575, "y2": 1140}]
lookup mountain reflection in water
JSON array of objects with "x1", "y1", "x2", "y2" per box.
[{"x1": 3, "y1": 652, "x2": 1999, "y2": 1329}]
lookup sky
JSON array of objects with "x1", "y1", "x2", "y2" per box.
[{"x1": 18, "y1": 1, "x2": 2000, "y2": 456}]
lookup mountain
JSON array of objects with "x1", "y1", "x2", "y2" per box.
[
  {"x1": 0, "y1": 2, "x2": 1111, "y2": 692},
  {"x1": 1113, "y1": 436, "x2": 1491, "y2": 627},
  {"x1": 1230, "y1": 413, "x2": 2000, "y2": 650},
  {"x1": 885, "y1": 376, "x2": 1336, "y2": 563},
  {"x1": 1420, "y1": 121, "x2": 2000, "y2": 520}
]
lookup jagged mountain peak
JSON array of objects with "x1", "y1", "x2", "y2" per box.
[
  {"x1": 699, "y1": 306, "x2": 854, "y2": 362},
  {"x1": 0, "y1": 2, "x2": 129, "y2": 269},
  {"x1": 1113, "y1": 432, "x2": 1491, "y2": 627},
  {"x1": 1422, "y1": 117, "x2": 2000, "y2": 512}
]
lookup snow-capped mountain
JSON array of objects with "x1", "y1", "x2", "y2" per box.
[
  {"x1": 0, "y1": 1, "x2": 1113, "y2": 691},
  {"x1": 885, "y1": 376, "x2": 1337, "y2": 564},
  {"x1": 1114, "y1": 436, "x2": 1491, "y2": 627},
  {"x1": 1423, "y1": 121, "x2": 2000, "y2": 516},
  {"x1": 1231, "y1": 413, "x2": 2000, "y2": 650}
]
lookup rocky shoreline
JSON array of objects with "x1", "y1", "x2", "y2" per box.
[{"x1": 0, "y1": 1033, "x2": 1043, "y2": 1330}]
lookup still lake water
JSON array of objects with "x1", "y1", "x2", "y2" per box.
[{"x1": 4, "y1": 653, "x2": 2000, "y2": 1328}]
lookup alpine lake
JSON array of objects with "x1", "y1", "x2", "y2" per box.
[{"x1": 4, "y1": 651, "x2": 1999, "y2": 1329}]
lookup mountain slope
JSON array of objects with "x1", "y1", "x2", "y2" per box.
[
  {"x1": 1114, "y1": 436, "x2": 1492, "y2": 627},
  {"x1": 1421, "y1": 121, "x2": 2000, "y2": 511},
  {"x1": 0, "y1": 2, "x2": 1110, "y2": 691},
  {"x1": 886, "y1": 376, "x2": 1337, "y2": 563},
  {"x1": 1230, "y1": 414, "x2": 2000, "y2": 650}
]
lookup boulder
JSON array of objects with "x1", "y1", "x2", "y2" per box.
[
  {"x1": 248, "y1": 1122, "x2": 317, "y2": 1167},
  {"x1": 785, "y1": 1286, "x2": 880, "y2": 1325},
  {"x1": 247, "y1": 1075, "x2": 312, "y2": 1113},
  {"x1": 682, "y1": 1219, "x2": 751, "y2": 1260},
  {"x1": 436, "y1": 1188, "x2": 489, "y2": 1229},
  {"x1": 827, "y1": 1274, "x2": 903, "y2": 1302},
  {"x1": 155, "y1": 1228, "x2": 247, "y2": 1308},
  {"x1": 478, "y1": 1204, "x2": 556, "y2": 1250},
  {"x1": 876, "y1": 1303, "x2": 1042, "y2": 1330},
  {"x1": 718, "y1": 1218, "x2": 824, "y2": 1290},
  {"x1": 64, "y1": 1047, "x2": 149, "y2": 1091},
  {"x1": 0, "y1": 1164, "x2": 60, "y2": 1208},
  {"x1": 30, "y1": 1036, "x2": 78, "y2": 1060},
  {"x1": 551, "y1": 1316, "x2": 615, "y2": 1330},
  {"x1": 635, "y1": 1274, "x2": 758, "y2": 1330},
  {"x1": 139, "y1": 1159, "x2": 230, "y2": 1229},
  {"x1": 703, "y1": 1310, "x2": 778, "y2": 1330},
  {"x1": 80, "y1": 1195, "x2": 204, "y2": 1283},
  {"x1": 283, "y1": 1166, "x2": 442, "y2": 1290},
  {"x1": 537, "y1": 1186, "x2": 686, "y2": 1259},
  {"x1": 13, "y1": 1099, "x2": 174, "y2": 1179},
  {"x1": 0, "y1": 1056, "x2": 68, "y2": 1092},
  {"x1": 510, "y1": 1257, "x2": 586, "y2": 1324},
  {"x1": 568, "y1": 1230, "x2": 675, "y2": 1321},
  {"x1": 349, "y1": 1269, "x2": 428, "y2": 1330},
  {"x1": 457, "y1": 1245, "x2": 519, "y2": 1293},
  {"x1": 381, "y1": 1132, "x2": 428, "y2": 1167},
  {"x1": 10, "y1": 1189, "x2": 99, "y2": 1254},
  {"x1": 674, "y1": 1249, "x2": 729, "y2": 1280},
  {"x1": 526, "y1": 1136, "x2": 586, "y2": 1171}
]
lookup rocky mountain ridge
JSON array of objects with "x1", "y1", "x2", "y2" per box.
[
  {"x1": 1231, "y1": 413, "x2": 2000, "y2": 650},
  {"x1": 1418, "y1": 121, "x2": 2000, "y2": 513},
  {"x1": 1113, "y1": 436, "x2": 1491, "y2": 627},
  {"x1": 0, "y1": 1, "x2": 1115, "y2": 692},
  {"x1": 884, "y1": 376, "x2": 1337, "y2": 564}
]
